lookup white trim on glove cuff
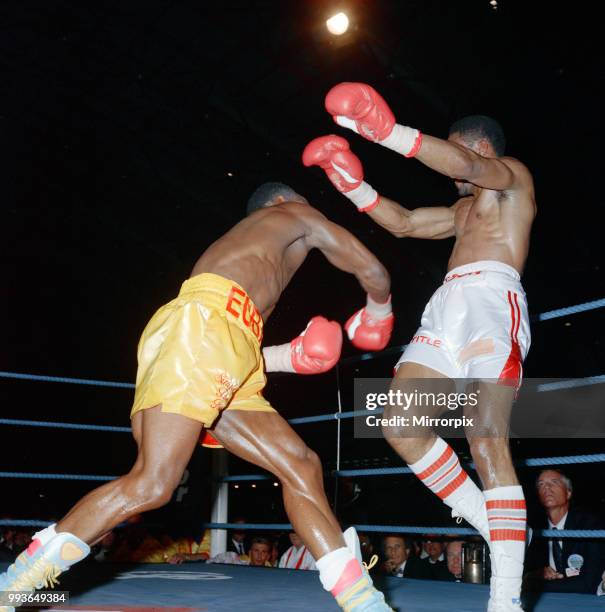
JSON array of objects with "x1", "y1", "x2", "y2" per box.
[
  {"x1": 366, "y1": 294, "x2": 392, "y2": 319},
  {"x1": 380, "y1": 123, "x2": 421, "y2": 157}
]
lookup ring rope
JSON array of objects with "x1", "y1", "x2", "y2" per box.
[
  {"x1": 3, "y1": 454, "x2": 602, "y2": 483},
  {"x1": 1, "y1": 298, "x2": 603, "y2": 387},
  {"x1": 1, "y1": 519, "x2": 602, "y2": 539}
]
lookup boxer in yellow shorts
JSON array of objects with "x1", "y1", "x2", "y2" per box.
[
  {"x1": 131, "y1": 272, "x2": 273, "y2": 426},
  {"x1": 2, "y1": 182, "x2": 395, "y2": 612}
]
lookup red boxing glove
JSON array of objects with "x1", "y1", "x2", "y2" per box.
[
  {"x1": 263, "y1": 316, "x2": 342, "y2": 374},
  {"x1": 325, "y1": 82, "x2": 422, "y2": 158},
  {"x1": 302, "y1": 135, "x2": 379, "y2": 212},
  {"x1": 303, "y1": 134, "x2": 362, "y2": 192},
  {"x1": 326, "y1": 82, "x2": 395, "y2": 142},
  {"x1": 345, "y1": 295, "x2": 394, "y2": 351}
]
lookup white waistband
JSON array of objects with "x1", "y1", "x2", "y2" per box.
[{"x1": 444, "y1": 260, "x2": 520, "y2": 283}]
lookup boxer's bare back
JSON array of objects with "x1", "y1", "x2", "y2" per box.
[{"x1": 192, "y1": 200, "x2": 389, "y2": 320}]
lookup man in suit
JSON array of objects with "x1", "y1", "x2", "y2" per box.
[
  {"x1": 226, "y1": 517, "x2": 248, "y2": 557},
  {"x1": 524, "y1": 469, "x2": 605, "y2": 594},
  {"x1": 382, "y1": 535, "x2": 420, "y2": 578},
  {"x1": 413, "y1": 536, "x2": 456, "y2": 582}
]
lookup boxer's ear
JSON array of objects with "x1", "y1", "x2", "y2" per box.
[{"x1": 476, "y1": 138, "x2": 492, "y2": 157}]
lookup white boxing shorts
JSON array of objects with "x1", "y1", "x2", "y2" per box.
[{"x1": 395, "y1": 261, "x2": 531, "y2": 386}]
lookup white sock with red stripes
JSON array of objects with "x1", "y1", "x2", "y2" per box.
[
  {"x1": 408, "y1": 437, "x2": 490, "y2": 541},
  {"x1": 484, "y1": 486, "x2": 526, "y2": 608},
  {"x1": 316, "y1": 547, "x2": 358, "y2": 592}
]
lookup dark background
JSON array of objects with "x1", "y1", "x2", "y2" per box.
[{"x1": 2, "y1": 1, "x2": 603, "y2": 532}]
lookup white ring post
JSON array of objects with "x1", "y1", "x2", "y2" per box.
[{"x1": 210, "y1": 449, "x2": 229, "y2": 556}]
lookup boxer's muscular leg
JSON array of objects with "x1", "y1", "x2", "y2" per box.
[
  {"x1": 465, "y1": 382, "x2": 525, "y2": 609},
  {"x1": 212, "y1": 410, "x2": 343, "y2": 560},
  {"x1": 384, "y1": 362, "x2": 491, "y2": 542},
  {"x1": 382, "y1": 361, "x2": 452, "y2": 462},
  {"x1": 58, "y1": 406, "x2": 202, "y2": 543},
  {"x1": 464, "y1": 381, "x2": 518, "y2": 487}
]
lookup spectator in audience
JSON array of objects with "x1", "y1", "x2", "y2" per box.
[
  {"x1": 165, "y1": 530, "x2": 212, "y2": 564},
  {"x1": 279, "y1": 531, "x2": 316, "y2": 570},
  {"x1": 525, "y1": 469, "x2": 605, "y2": 594},
  {"x1": 446, "y1": 540, "x2": 464, "y2": 582},
  {"x1": 382, "y1": 534, "x2": 421, "y2": 578},
  {"x1": 207, "y1": 536, "x2": 273, "y2": 567},
  {"x1": 248, "y1": 537, "x2": 274, "y2": 567},
  {"x1": 414, "y1": 536, "x2": 455, "y2": 581},
  {"x1": 227, "y1": 517, "x2": 248, "y2": 556}
]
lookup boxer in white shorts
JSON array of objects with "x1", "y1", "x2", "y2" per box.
[
  {"x1": 397, "y1": 260, "x2": 530, "y2": 385},
  {"x1": 305, "y1": 83, "x2": 537, "y2": 611}
]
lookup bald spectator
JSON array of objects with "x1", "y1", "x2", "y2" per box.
[{"x1": 446, "y1": 541, "x2": 464, "y2": 582}]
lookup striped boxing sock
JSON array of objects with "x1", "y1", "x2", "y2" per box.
[
  {"x1": 485, "y1": 486, "x2": 527, "y2": 545},
  {"x1": 408, "y1": 437, "x2": 490, "y2": 541},
  {"x1": 484, "y1": 486, "x2": 526, "y2": 610}
]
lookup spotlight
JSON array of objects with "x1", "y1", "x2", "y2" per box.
[
  {"x1": 326, "y1": 12, "x2": 349, "y2": 36},
  {"x1": 234, "y1": 484, "x2": 239, "y2": 489},
  {"x1": 273, "y1": 482, "x2": 279, "y2": 487},
  {"x1": 251, "y1": 484, "x2": 257, "y2": 488}
]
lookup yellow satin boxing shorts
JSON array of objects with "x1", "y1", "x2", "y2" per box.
[{"x1": 130, "y1": 273, "x2": 275, "y2": 426}]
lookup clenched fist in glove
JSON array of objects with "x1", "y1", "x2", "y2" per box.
[
  {"x1": 325, "y1": 82, "x2": 423, "y2": 158},
  {"x1": 345, "y1": 295, "x2": 394, "y2": 351},
  {"x1": 302, "y1": 135, "x2": 379, "y2": 212},
  {"x1": 263, "y1": 316, "x2": 343, "y2": 374}
]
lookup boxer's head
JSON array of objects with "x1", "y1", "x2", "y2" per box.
[
  {"x1": 246, "y1": 182, "x2": 307, "y2": 215},
  {"x1": 448, "y1": 115, "x2": 506, "y2": 196}
]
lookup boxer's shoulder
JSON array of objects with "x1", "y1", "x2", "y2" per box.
[{"x1": 499, "y1": 156, "x2": 533, "y2": 183}]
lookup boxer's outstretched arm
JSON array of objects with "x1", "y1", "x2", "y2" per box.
[
  {"x1": 415, "y1": 135, "x2": 529, "y2": 191},
  {"x1": 368, "y1": 195, "x2": 459, "y2": 240},
  {"x1": 302, "y1": 212, "x2": 390, "y2": 304}
]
